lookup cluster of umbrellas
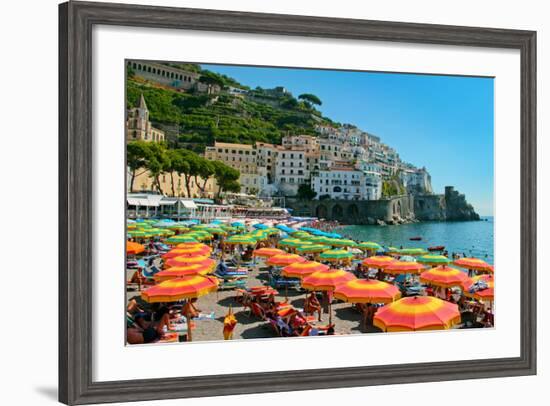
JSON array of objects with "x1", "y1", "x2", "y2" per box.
[{"x1": 127, "y1": 217, "x2": 495, "y2": 336}]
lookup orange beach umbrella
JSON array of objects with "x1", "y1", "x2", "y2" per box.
[
  {"x1": 141, "y1": 275, "x2": 219, "y2": 303},
  {"x1": 453, "y1": 257, "x2": 493, "y2": 273},
  {"x1": 282, "y1": 261, "x2": 329, "y2": 279},
  {"x1": 420, "y1": 266, "x2": 470, "y2": 288},
  {"x1": 252, "y1": 247, "x2": 285, "y2": 258},
  {"x1": 373, "y1": 296, "x2": 461, "y2": 332},
  {"x1": 153, "y1": 264, "x2": 212, "y2": 282},
  {"x1": 334, "y1": 279, "x2": 401, "y2": 304},
  {"x1": 463, "y1": 274, "x2": 494, "y2": 301},
  {"x1": 165, "y1": 255, "x2": 216, "y2": 270},
  {"x1": 266, "y1": 253, "x2": 307, "y2": 267},
  {"x1": 383, "y1": 261, "x2": 426, "y2": 275},
  {"x1": 162, "y1": 246, "x2": 212, "y2": 259},
  {"x1": 126, "y1": 241, "x2": 145, "y2": 255},
  {"x1": 301, "y1": 269, "x2": 356, "y2": 292},
  {"x1": 362, "y1": 256, "x2": 396, "y2": 269}
]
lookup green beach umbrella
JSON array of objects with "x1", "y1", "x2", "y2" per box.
[
  {"x1": 278, "y1": 238, "x2": 305, "y2": 248},
  {"x1": 319, "y1": 249, "x2": 354, "y2": 262},
  {"x1": 417, "y1": 254, "x2": 451, "y2": 266},
  {"x1": 296, "y1": 244, "x2": 328, "y2": 254},
  {"x1": 225, "y1": 235, "x2": 257, "y2": 245},
  {"x1": 358, "y1": 241, "x2": 382, "y2": 251},
  {"x1": 399, "y1": 248, "x2": 429, "y2": 256},
  {"x1": 331, "y1": 239, "x2": 358, "y2": 248},
  {"x1": 166, "y1": 235, "x2": 199, "y2": 244}
]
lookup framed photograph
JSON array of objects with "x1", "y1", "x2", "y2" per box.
[{"x1": 59, "y1": 1, "x2": 536, "y2": 404}]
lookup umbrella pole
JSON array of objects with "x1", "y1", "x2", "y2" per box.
[
  {"x1": 186, "y1": 313, "x2": 193, "y2": 342},
  {"x1": 329, "y1": 300, "x2": 333, "y2": 325}
]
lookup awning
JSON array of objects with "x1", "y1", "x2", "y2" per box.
[
  {"x1": 127, "y1": 197, "x2": 159, "y2": 207},
  {"x1": 180, "y1": 200, "x2": 197, "y2": 209}
]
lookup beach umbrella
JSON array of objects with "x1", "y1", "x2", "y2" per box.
[
  {"x1": 141, "y1": 275, "x2": 219, "y2": 341},
  {"x1": 383, "y1": 261, "x2": 426, "y2": 275},
  {"x1": 399, "y1": 248, "x2": 428, "y2": 256},
  {"x1": 166, "y1": 235, "x2": 199, "y2": 245},
  {"x1": 127, "y1": 230, "x2": 149, "y2": 239},
  {"x1": 225, "y1": 235, "x2": 257, "y2": 245},
  {"x1": 176, "y1": 242, "x2": 209, "y2": 249},
  {"x1": 165, "y1": 255, "x2": 216, "y2": 269},
  {"x1": 462, "y1": 274, "x2": 494, "y2": 301},
  {"x1": 302, "y1": 269, "x2": 356, "y2": 324},
  {"x1": 266, "y1": 253, "x2": 307, "y2": 267},
  {"x1": 301, "y1": 269, "x2": 356, "y2": 291},
  {"x1": 386, "y1": 247, "x2": 401, "y2": 255},
  {"x1": 153, "y1": 264, "x2": 212, "y2": 281},
  {"x1": 162, "y1": 245, "x2": 212, "y2": 259},
  {"x1": 334, "y1": 279, "x2": 401, "y2": 304},
  {"x1": 296, "y1": 244, "x2": 328, "y2": 254},
  {"x1": 126, "y1": 241, "x2": 145, "y2": 255},
  {"x1": 319, "y1": 249, "x2": 353, "y2": 262},
  {"x1": 252, "y1": 247, "x2": 285, "y2": 258},
  {"x1": 417, "y1": 255, "x2": 451, "y2": 266},
  {"x1": 362, "y1": 256, "x2": 396, "y2": 269},
  {"x1": 453, "y1": 257, "x2": 493, "y2": 273},
  {"x1": 358, "y1": 241, "x2": 382, "y2": 252},
  {"x1": 278, "y1": 238, "x2": 305, "y2": 248},
  {"x1": 373, "y1": 296, "x2": 461, "y2": 332},
  {"x1": 420, "y1": 266, "x2": 470, "y2": 288},
  {"x1": 331, "y1": 239, "x2": 358, "y2": 248},
  {"x1": 282, "y1": 261, "x2": 329, "y2": 279}
]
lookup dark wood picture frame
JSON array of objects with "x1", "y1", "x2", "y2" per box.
[{"x1": 59, "y1": 1, "x2": 537, "y2": 404}]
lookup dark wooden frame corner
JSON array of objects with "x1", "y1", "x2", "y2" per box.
[{"x1": 59, "y1": 1, "x2": 537, "y2": 404}]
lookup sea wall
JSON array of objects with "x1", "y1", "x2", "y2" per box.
[
  {"x1": 286, "y1": 186, "x2": 479, "y2": 224},
  {"x1": 286, "y1": 195, "x2": 415, "y2": 225}
]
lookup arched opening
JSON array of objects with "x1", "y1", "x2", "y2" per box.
[
  {"x1": 316, "y1": 205, "x2": 328, "y2": 219},
  {"x1": 332, "y1": 204, "x2": 343, "y2": 219},
  {"x1": 347, "y1": 204, "x2": 359, "y2": 219}
]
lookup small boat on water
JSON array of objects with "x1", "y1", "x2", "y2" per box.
[
  {"x1": 409, "y1": 236, "x2": 422, "y2": 241},
  {"x1": 428, "y1": 245, "x2": 445, "y2": 252}
]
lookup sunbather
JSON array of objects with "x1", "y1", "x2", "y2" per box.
[
  {"x1": 304, "y1": 292, "x2": 322, "y2": 321},
  {"x1": 127, "y1": 306, "x2": 170, "y2": 344}
]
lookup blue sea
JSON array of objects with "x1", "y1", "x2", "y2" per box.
[{"x1": 338, "y1": 217, "x2": 494, "y2": 264}]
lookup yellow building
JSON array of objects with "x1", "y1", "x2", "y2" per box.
[{"x1": 130, "y1": 169, "x2": 219, "y2": 198}]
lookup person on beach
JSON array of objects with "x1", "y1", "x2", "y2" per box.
[
  {"x1": 183, "y1": 299, "x2": 201, "y2": 319},
  {"x1": 304, "y1": 292, "x2": 322, "y2": 321},
  {"x1": 127, "y1": 305, "x2": 171, "y2": 344}
]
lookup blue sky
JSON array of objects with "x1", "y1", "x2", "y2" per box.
[{"x1": 202, "y1": 64, "x2": 494, "y2": 216}]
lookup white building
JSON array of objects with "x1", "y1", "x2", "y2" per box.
[
  {"x1": 401, "y1": 167, "x2": 433, "y2": 194},
  {"x1": 274, "y1": 149, "x2": 309, "y2": 196},
  {"x1": 312, "y1": 164, "x2": 381, "y2": 201}
]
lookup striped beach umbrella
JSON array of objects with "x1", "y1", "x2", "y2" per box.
[
  {"x1": 463, "y1": 274, "x2": 494, "y2": 301},
  {"x1": 373, "y1": 296, "x2": 461, "y2": 332},
  {"x1": 362, "y1": 256, "x2": 396, "y2": 269},
  {"x1": 319, "y1": 249, "x2": 354, "y2": 262},
  {"x1": 281, "y1": 261, "x2": 329, "y2": 279},
  {"x1": 301, "y1": 269, "x2": 356, "y2": 292},
  {"x1": 417, "y1": 254, "x2": 451, "y2": 266},
  {"x1": 266, "y1": 253, "x2": 307, "y2": 267},
  {"x1": 162, "y1": 245, "x2": 212, "y2": 259},
  {"x1": 252, "y1": 247, "x2": 285, "y2": 258},
  {"x1": 296, "y1": 244, "x2": 328, "y2": 254},
  {"x1": 420, "y1": 266, "x2": 470, "y2": 288},
  {"x1": 334, "y1": 279, "x2": 401, "y2": 304},
  {"x1": 166, "y1": 235, "x2": 199, "y2": 245},
  {"x1": 126, "y1": 241, "x2": 145, "y2": 255},
  {"x1": 278, "y1": 238, "x2": 304, "y2": 248},
  {"x1": 383, "y1": 261, "x2": 426, "y2": 275},
  {"x1": 398, "y1": 248, "x2": 428, "y2": 256},
  {"x1": 165, "y1": 256, "x2": 216, "y2": 269},
  {"x1": 176, "y1": 242, "x2": 209, "y2": 249},
  {"x1": 331, "y1": 239, "x2": 358, "y2": 248},
  {"x1": 358, "y1": 241, "x2": 382, "y2": 252},
  {"x1": 141, "y1": 275, "x2": 218, "y2": 303},
  {"x1": 225, "y1": 235, "x2": 257, "y2": 245},
  {"x1": 453, "y1": 257, "x2": 493, "y2": 273},
  {"x1": 153, "y1": 264, "x2": 212, "y2": 282}
]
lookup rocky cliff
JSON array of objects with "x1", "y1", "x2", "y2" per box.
[{"x1": 414, "y1": 186, "x2": 480, "y2": 221}]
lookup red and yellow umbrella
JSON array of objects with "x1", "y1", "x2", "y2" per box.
[
  {"x1": 373, "y1": 296, "x2": 461, "y2": 332},
  {"x1": 176, "y1": 242, "x2": 205, "y2": 248},
  {"x1": 453, "y1": 257, "x2": 493, "y2": 273},
  {"x1": 252, "y1": 247, "x2": 285, "y2": 258},
  {"x1": 126, "y1": 241, "x2": 145, "y2": 255},
  {"x1": 165, "y1": 255, "x2": 216, "y2": 270},
  {"x1": 153, "y1": 264, "x2": 212, "y2": 282},
  {"x1": 141, "y1": 275, "x2": 219, "y2": 303},
  {"x1": 281, "y1": 261, "x2": 329, "y2": 279},
  {"x1": 463, "y1": 274, "x2": 494, "y2": 301},
  {"x1": 383, "y1": 261, "x2": 425, "y2": 275},
  {"x1": 266, "y1": 253, "x2": 307, "y2": 267},
  {"x1": 162, "y1": 246, "x2": 212, "y2": 259},
  {"x1": 362, "y1": 256, "x2": 396, "y2": 269},
  {"x1": 334, "y1": 279, "x2": 401, "y2": 304},
  {"x1": 301, "y1": 269, "x2": 356, "y2": 291},
  {"x1": 420, "y1": 266, "x2": 470, "y2": 288}
]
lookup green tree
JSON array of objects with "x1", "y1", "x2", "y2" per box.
[
  {"x1": 144, "y1": 142, "x2": 170, "y2": 194},
  {"x1": 127, "y1": 141, "x2": 150, "y2": 192},
  {"x1": 297, "y1": 183, "x2": 317, "y2": 200},
  {"x1": 194, "y1": 157, "x2": 215, "y2": 196},
  {"x1": 211, "y1": 160, "x2": 241, "y2": 198},
  {"x1": 298, "y1": 93, "x2": 322, "y2": 107}
]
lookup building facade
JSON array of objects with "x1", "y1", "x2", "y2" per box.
[{"x1": 126, "y1": 94, "x2": 165, "y2": 142}]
